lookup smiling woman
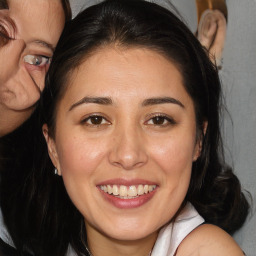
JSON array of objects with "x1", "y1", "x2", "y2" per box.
[
  {"x1": 45, "y1": 46, "x2": 200, "y2": 245},
  {"x1": 0, "y1": 0, "x2": 71, "y2": 137},
  {"x1": 0, "y1": 0, "x2": 249, "y2": 255}
]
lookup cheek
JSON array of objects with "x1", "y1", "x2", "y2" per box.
[
  {"x1": 55, "y1": 135, "x2": 110, "y2": 217},
  {"x1": 149, "y1": 133, "x2": 195, "y2": 180},
  {"x1": 56, "y1": 135, "x2": 107, "y2": 177},
  {"x1": 146, "y1": 135, "x2": 195, "y2": 223}
]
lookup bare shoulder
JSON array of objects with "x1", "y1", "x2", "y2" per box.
[{"x1": 176, "y1": 224, "x2": 244, "y2": 256}]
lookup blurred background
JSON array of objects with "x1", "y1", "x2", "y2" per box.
[{"x1": 70, "y1": 1, "x2": 256, "y2": 255}]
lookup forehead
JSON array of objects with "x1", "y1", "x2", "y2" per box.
[
  {"x1": 63, "y1": 46, "x2": 192, "y2": 106},
  {"x1": 8, "y1": 0, "x2": 65, "y2": 46}
]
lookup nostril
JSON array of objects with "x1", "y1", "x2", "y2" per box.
[
  {"x1": 109, "y1": 147, "x2": 148, "y2": 170},
  {"x1": 108, "y1": 129, "x2": 148, "y2": 170}
]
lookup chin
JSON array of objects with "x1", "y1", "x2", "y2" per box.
[{"x1": 97, "y1": 219, "x2": 160, "y2": 242}]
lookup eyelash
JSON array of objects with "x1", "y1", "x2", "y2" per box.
[
  {"x1": 80, "y1": 113, "x2": 176, "y2": 128},
  {"x1": 23, "y1": 55, "x2": 51, "y2": 68},
  {"x1": 0, "y1": 24, "x2": 13, "y2": 45},
  {"x1": 81, "y1": 114, "x2": 111, "y2": 127},
  {"x1": 0, "y1": 16, "x2": 16, "y2": 44},
  {"x1": 0, "y1": 21, "x2": 52, "y2": 69},
  {"x1": 145, "y1": 114, "x2": 177, "y2": 127}
]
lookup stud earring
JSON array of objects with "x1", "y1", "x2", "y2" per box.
[{"x1": 54, "y1": 168, "x2": 58, "y2": 175}]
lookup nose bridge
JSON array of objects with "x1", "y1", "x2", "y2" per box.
[
  {"x1": 9, "y1": 39, "x2": 26, "y2": 74},
  {"x1": 109, "y1": 119, "x2": 148, "y2": 170},
  {"x1": 18, "y1": 38, "x2": 26, "y2": 50}
]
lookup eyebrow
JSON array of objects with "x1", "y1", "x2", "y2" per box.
[
  {"x1": 69, "y1": 96, "x2": 184, "y2": 111},
  {"x1": 2, "y1": 16, "x2": 54, "y2": 52},
  {"x1": 142, "y1": 97, "x2": 185, "y2": 108},
  {"x1": 31, "y1": 40, "x2": 55, "y2": 52},
  {"x1": 69, "y1": 97, "x2": 113, "y2": 111}
]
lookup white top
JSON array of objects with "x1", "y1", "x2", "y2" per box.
[
  {"x1": 0, "y1": 202, "x2": 204, "y2": 256},
  {"x1": 0, "y1": 209, "x2": 15, "y2": 247},
  {"x1": 151, "y1": 202, "x2": 204, "y2": 256}
]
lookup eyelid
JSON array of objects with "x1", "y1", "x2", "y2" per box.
[
  {"x1": 0, "y1": 24, "x2": 13, "y2": 45},
  {"x1": 81, "y1": 113, "x2": 112, "y2": 126},
  {"x1": 0, "y1": 15, "x2": 16, "y2": 40},
  {"x1": 145, "y1": 113, "x2": 177, "y2": 125},
  {"x1": 23, "y1": 55, "x2": 52, "y2": 67}
]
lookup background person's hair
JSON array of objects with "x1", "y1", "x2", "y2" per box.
[
  {"x1": 61, "y1": 0, "x2": 72, "y2": 21},
  {"x1": 0, "y1": 0, "x2": 249, "y2": 255},
  {"x1": 0, "y1": 0, "x2": 7, "y2": 9}
]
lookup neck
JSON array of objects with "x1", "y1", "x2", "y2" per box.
[{"x1": 86, "y1": 223, "x2": 158, "y2": 256}]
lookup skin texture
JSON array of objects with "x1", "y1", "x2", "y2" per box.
[
  {"x1": 44, "y1": 46, "x2": 243, "y2": 256},
  {"x1": 44, "y1": 46, "x2": 202, "y2": 256},
  {"x1": 197, "y1": 9, "x2": 226, "y2": 68},
  {"x1": 0, "y1": 0, "x2": 65, "y2": 136},
  {"x1": 176, "y1": 224, "x2": 245, "y2": 256}
]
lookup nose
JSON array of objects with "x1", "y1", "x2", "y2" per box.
[
  {"x1": 12, "y1": 39, "x2": 26, "y2": 66},
  {"x1": 108, "y1": 125, "x2": 148, "y2": 170}
]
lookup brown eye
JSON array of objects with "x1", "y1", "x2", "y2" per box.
[
  {"x1": 146, "y1": 114, "x2": 176, "y2": 127},
  {"x1": 90, "y1": 116, "x2": 103, "y2": 125},
  {"x1": 82, "y1": 115, "x2": 110, "y2": 126},
  {"x1": 151, "y1": 116, "x2": 166, "y2": 125}
]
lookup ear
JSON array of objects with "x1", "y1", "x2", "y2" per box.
[
  {"x1": 42, "y1": 124, "x2": 62, "y2": 176},
  {"x1": 193, "y1": 121, "x2": 208, "y2": 161}
]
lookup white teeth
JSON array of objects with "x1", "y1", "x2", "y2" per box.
[
  {"x1": 138, "y1": 185, "x2": 144, "y2": 195},
  {"x1": 128, "y1": 186, "x2": 137, "y2": 197},
  {"x1": 107, "y1": 185, "x2": 112, "y2": 194},
  {"x1": 99, "y1": 184, "x2": 156, "y2": 198},
  {"x1": 120, "y1": 185, "x2": 128, "y2": 197},
  {"x1": 112, "y1": 185, "x2": 119, "y2": 195},
  {"x1": 149, "y1": 185, "x2": 154, "y2": 192}
]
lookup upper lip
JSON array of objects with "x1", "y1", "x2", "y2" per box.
[{"x1": 96, "y1": 178, "x2": 158, "y2": 186}]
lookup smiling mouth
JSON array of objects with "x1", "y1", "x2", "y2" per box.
[{"x1": 99, "y1": 184, "x2": 157, "y2": 199}]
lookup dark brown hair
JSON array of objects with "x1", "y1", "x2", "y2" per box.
[
  {"x1": 0, "y1": 0, "x2": 8, "y2": 9},
  {"x1": 61, "y1": 0, "x2": 72, "y2": 21},
  {"x1": 0, "y1": 0, "x2": 249, "y2": 255}
]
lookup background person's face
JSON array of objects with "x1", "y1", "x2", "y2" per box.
[
  {"x1": 0, "y1": 0, "x2": 65, "y2": 111},
  {"x1": 45, "y1": 47, "x2": 201, "y2": 243}
]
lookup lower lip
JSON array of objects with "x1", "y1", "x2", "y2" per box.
[{"x1": 98, "y1": 188, "x2": 157, "y2": 209}]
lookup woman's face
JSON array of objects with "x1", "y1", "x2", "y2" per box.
[
  {"x1": 45, "y1": 47, "x2": 201, "y2": 242},
  {"x1": 0, "y1": 0, "x2": 65, "y2": 111}
]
